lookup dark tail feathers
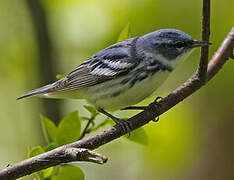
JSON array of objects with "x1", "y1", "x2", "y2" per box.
[{"x1": 17, "y1": 83, "x2": 55, "y2": 100}]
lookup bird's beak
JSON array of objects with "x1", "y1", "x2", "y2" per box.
[{"x1": 191, "y1": 40, "x2": 212, "y2": 48}]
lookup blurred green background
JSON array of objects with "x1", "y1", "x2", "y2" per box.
[{"x1": 0, "y1": 0, "x2": 234, "y2": 179}]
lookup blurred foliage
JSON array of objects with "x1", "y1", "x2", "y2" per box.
[
  {"x1": 117, "y1": 23, "x2": 131, "y2": 42},
  {"x1": 55, "y1": 74, "x2": 66, "y2": 80},
  {"x1": 29, "y1": 103, "x2": 148, "y2": 179},
  {"x1": 56, "y1": 111, "x2": 81, "y2": 146},
  {"x1": 0, "y1": 0, "x2": 234, "y2": 180},
  {"x1": 52, "y1": 165, "x2": 84, "y2": 180},
  {"x1": 41, "y1": 115, "x2": 57, "y2": 144},
  {"x1": 29, "y1": 112, "x2": 84, "y2": 179}
]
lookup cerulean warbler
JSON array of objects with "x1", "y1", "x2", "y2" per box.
[{"x1": 18, "y1": 29, "x2": 211, "y2": 132}]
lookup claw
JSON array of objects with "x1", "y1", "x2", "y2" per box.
[
  {"x1": 149, "y1": 96, "x2": 162, "y2": 123},
  {"x1": 154, "y1": 96, "x2": 163, "y2": 103},
  {"x1": 98, "y1": 108, "x2": 131, "y2": 135},
  {"x1": 114, "y1": 118, "x2": 131, "y2": 136},
  {"x1": 150, "y1": 96, "x2": 163, "y2": 107},
  {"x1": 152, "y1": 116, "x2": 160, "y2": 122}
]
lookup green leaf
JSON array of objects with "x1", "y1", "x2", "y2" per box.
[
  {"x1": 125, "y1": 127, "x2": 149, "y2": 146},
  {"x1": 56, "y1": 111, "x2": 81, "y2": 146},
  {"x1": 117, "y1": 23, "x2": 131, "y2": 42},
  {"x1": 56, "y1": 74, "x2": 66, "y2": 80},
  {"x1": 52, "y1": 165, "x2": 84, "y2": 180},
  {"x1": 28, "y1": 146, "x2": 45, "y2": 158},
  {"x1": 40, "y1": 114, "x2": 57, "y2": 144},
  {"x1": 44, "y1": 143, "x2": 57, "y2": 152},
  {"x1": 28, "y1": 146, "x2": 53, "y2": 179},
  {"x1": 42, "y1": 167, "x2": 54, "y2": 179},
  {"x1": 84, "y1": 105, "x2": 99, "y2": 117}
]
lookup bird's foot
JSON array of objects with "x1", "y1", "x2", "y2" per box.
[
  {"x1": 98, "y1": 108, "x2": 131, "y2": 135},
  {"x1": 149, "y1": 96, "x2": 163, "y2": 122},
  {"x1": 149, "y1": 96, "x2": 163, "y2": 107},
  {"x1": 152, "y1": 116, "x2": 160, "y2": 122},
  {"x1": 112, "y1": 117, "x2": 131, "y2": 136}
]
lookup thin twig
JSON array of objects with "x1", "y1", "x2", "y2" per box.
[
  {"x1": 79, "y1": 116, "x2": 95, "y2": 139},
  {"x1": 197, "y1": 0, "x2": 211, "y2": 82}
]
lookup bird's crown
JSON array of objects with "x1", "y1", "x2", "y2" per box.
[{"x1": 139, "y1": 28, "x2": 210, "y2": 60}]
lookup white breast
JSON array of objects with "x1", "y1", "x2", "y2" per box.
[{"x1": 84, "y1": 70, "x2": 170, "y2": 111}]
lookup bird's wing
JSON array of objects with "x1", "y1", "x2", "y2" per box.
[
  {"x1": 56, "y1": 37, "x2": 140, "y2": 91},
  {"x1": 17, "y1": 37, "x2": 141, "y2": 100}
]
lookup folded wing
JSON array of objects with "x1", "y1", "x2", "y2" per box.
[{"x1": 17, "y1": 37, "x2": 140, "y2": 99}]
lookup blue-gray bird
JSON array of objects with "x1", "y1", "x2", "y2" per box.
[{"x1": 18, "y1": 29, "x2": 211, "y2": 132}]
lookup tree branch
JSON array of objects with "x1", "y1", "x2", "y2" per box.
[
  {"x1": 0, "y1": 148, "x2": 107, "y2": 180},
  {"x1": 197, "y1": 0, "x2": 211, "y2": 82},
  {"x1": 1, "y1": 1, "x2": 234, "y2": 179}
]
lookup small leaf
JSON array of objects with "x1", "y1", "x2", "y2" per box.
[
  {"x1": 42, "y1": 167, "x2": 54, "y2": 179},
  {"x1": 40, "y1": 114, "x2": 57, "y2": 144},
  {"x1": 56, "y1": 111, "x2": 81, "y2": 146},
  {"x1": 28, "y1": 146, "x2": 45, "y2": 158},
  {"x1": 117, "y1": 23, "x2": 131, "y2": 42},
  {"x1": 125, "y1": 127, "x2": 149, "y2": 146},
  {"x1": 52, "y1": 165, "x2": 84, "y2": 180},
  {"x1": 44, "y1": 143, "x2": 57, "y2": 152},
  {"x1": 107, "y1": 117, "x2": 115, "y2": 126},
  {"x1": 28, "y1": 146, "x2": 54, "y2": 179},
  {"x1": 56, "y1": 74, "x2": 66, "y2": 80},
  {"x1": 84, "y1": 105, "x2": 99, "y2": 117}
]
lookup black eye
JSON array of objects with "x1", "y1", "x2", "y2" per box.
[{"x1": 174, "y1": 42, "x2": 185, "y2": 48}]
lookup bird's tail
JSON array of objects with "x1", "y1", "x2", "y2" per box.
[
  {"x1": 17, "y1": 84, "x2": 54, "y2": 100},
  {"x1": 17, "y1": 79, "x2": 65, "y2": 100}
]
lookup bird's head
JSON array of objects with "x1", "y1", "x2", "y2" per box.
[{"x1": 139, "y1": 29, "x2": 211, "y2": 66}]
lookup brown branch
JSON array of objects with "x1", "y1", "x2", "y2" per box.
[
  {"x1": 0, "y1": 148, "x2": 107, "y2": 180},
  {"x1": 207, "y1": 29, "x2": 234, "y2": 81},
  {"x1": 62, "y1": 148, "x2": 107, "y2": 164},
  {"x1": 1, "y1": 1, "x2": 234, "y2": 179},
  {"x1": 197, "y1": 0, "x2": 211, "y2": 82}
]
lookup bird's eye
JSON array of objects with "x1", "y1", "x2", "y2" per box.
[{"x1": 174, "y1": 42, "x2": 185, "y2": 48}]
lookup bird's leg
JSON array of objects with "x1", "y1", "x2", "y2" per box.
[
  {"x1": 98, "y1": 108, "x2": 131, "y2": 134},
  {"x1": 121, "y1": 96, "x2": 163, "y2": 111},
  {"x1": 121, "y1": 106, "x2": 147, "y2": 110},
  {"x1": 150, "y1": 96, "x2": 163, "y2": 107},
  {"x1": 122, "y1": 96, "x2": 163, "y2": 122}
]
